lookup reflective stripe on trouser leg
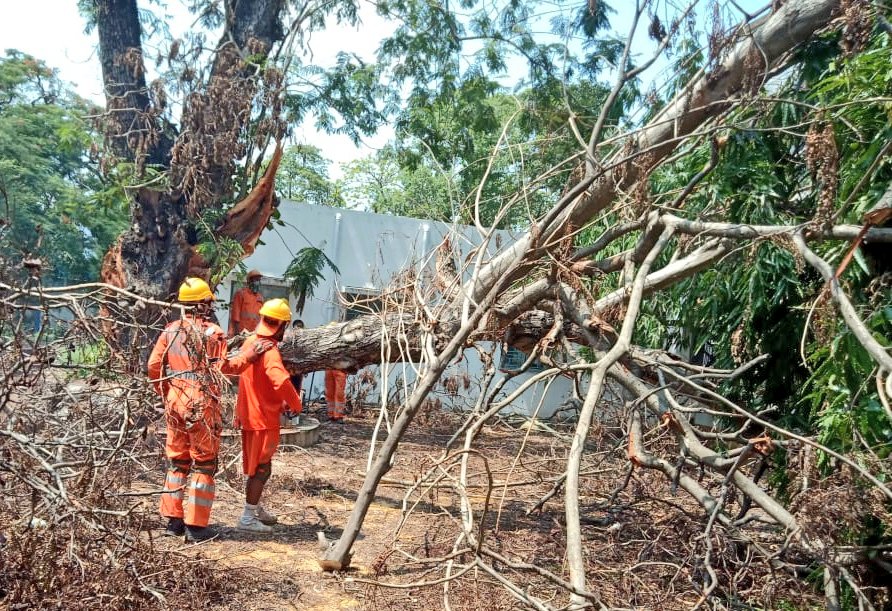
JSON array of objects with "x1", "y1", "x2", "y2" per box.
[
  {"x1": 185, "y1": 472, "x2": 216, "y2": 527},
  {"x1": 160, "y1": 469, "x2": 187, "y2": 518},
  {"x1": 180, "y1": 397, "x2": 221, "y2": 527},
  {"x1": 162, "y1": 402, "x2": 191, "y2": 519},
  {"x1": 328, "y1": 401, "x2": 346, "y2": 419}
]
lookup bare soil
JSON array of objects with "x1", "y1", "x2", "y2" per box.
[
  {"x1": 142, "y1": 404, "x2": 578, "y2": 610},
  {"x1": 134, "y1": 402, "x2": 821, "y2": 610}
]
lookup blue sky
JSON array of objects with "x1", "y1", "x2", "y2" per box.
[{"x1": 0, "y1": 1, "x2": 764, "y2": 176}]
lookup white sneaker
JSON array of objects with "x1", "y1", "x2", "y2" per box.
[
  {"x1": 256, "y1": 506, "x2": 277, "y2": 525},
  {"x1": 237, "y1": 515, "x2": 273, "y2": 533}
]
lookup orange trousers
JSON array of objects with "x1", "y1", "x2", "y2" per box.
[
  {"x1": 159, "y1": 383, "x2": 221, "y2": 527},
  {"x1": 325, "y1": 370, "x2": 347, "y2": 420},
  {"x1": 241, "y1": 429, "x2": 280, "y2": 476}
]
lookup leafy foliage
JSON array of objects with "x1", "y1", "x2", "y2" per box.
[
  {"x1": 634, "y1": 28, "x2": 892, "y2": 462},
  {"x1": 0, "y1": 51, "x2": 126, "y2": 284},
  {"x1": 338, "y1": 75, "x2": 624, "y2": 227},
  {"x1": 194, "y1": 212, "x2": 246, "y2": 288},
  {"x1": 283, "y1": 245, "x2": 341, "y2": 314},
  {"x1": 277, "y1": 144, "x2": 344, "y2": 206},
  {"x1": 321, "y1": 0, "x2": 636, "y2": 227}
]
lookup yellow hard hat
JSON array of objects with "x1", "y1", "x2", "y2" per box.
[
  {"x1": 259, "y1": 298, "x2": 291, "y2": 322},
  {"x1": 178, "y1": 277, "x2": 214, "y2": 303}
]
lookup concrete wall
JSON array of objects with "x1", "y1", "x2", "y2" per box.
[{"x1": 216, "y1": 201, "x2": 576, "y2": 418}]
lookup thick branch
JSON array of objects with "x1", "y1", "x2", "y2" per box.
[
  {"x1": 793, "y1": 233, "x2": 892, "y2": 374},
  {"x1": 592, "y1": 241, "x2": 731, "y2": 312},
  {"x1": 470, "y1": 0, "x2": 841, "y2": 302},
  {"x1": 565, "y1": 225, "x2": 674, "y2": 605},
  {"x1": 95, "y1": 0, "x2": 166, "y2": 164},
  {"x1": 666, "y1": 215, "x2": 892, "y2": 242},
  {"x1": 277, "y1": 306, "x2": 611, "y2": 374}
]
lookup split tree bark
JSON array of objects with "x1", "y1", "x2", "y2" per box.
[{"x1": 93, "y1": 0, "x2": 288, "y2": 300}]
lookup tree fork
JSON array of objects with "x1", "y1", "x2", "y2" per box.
[{"x1": 95, "y1": 0, "x2": 289, "y2": 300}]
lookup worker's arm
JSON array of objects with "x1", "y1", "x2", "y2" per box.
[
  {"x1": 263, "y1": 349, "x2": 302, "y2": 414},
  {"x1": 219, "y1": 336, "x2": 274, "y2": 375},
  {"x1": 146, "y1": 329, "x2": 169, "y2": 396}
]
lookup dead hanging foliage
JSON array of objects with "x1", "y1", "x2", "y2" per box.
[
  {"x1": 170, "y1": 46, "x2": 256, "y2": 214},
  {"x1": 168, "y1": 38, "x2": 286, "y2": 218},
  {"x1": 0, "y1": 280, "x2": 246, "y2": 608},
  {"x1": 840, "y1": 0, "x2": 873, "y2": 57},
  {"x1": 806, "y1": 122, "x2": 840, "y2": 232}
]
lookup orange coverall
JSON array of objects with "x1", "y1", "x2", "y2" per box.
[
  {"x1": 234, "y1": 334, "x2": 302, "y2": 477},
  {"x1": 147, "y1": 316, "x2": 253, "y2": 527},
  {"x1": 325, "y1": 370, "x2": 348, "y2": 420},
  {"x1": 229, "y1": 286, "x2": 263, "y2": 335}
]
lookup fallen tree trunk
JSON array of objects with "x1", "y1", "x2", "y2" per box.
[
  {"x1": 313, "y1": 0, "x2": 844, "y2": 575},
  {"x1": 275, "y1": 307, "x2": 616, "y2": 374}
]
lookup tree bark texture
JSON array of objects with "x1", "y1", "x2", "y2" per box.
[
  {"x1": 95, "y1": 0, "x2": 168, "y2": 166},
  {"x1": 96, "y1": 0, "x2": 288, "y2": 300},
  {"x1": 275, "y1": 305, "x2": 619, "y2": 375}
]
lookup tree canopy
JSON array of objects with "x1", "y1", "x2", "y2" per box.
[{"x1": 0, "y1": 51, "x2": 127, "y2": 284}]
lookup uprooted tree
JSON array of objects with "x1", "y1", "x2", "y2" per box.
[
  {"x1": 296, "y1": 3, "x2": 892, "y2": 607},
  {"x1": 4, "y1": 0, "x2": 891, "y2": 608}
]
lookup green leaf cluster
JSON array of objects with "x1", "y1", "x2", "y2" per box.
[
  {"x1": 276, "y1": 144, "x2": 344, "y2": 207},
  {"x1": 0, "y1": 51, "x2": 127, "y2": 284},
  {"x1": 635, "y1": 29, "x2": 892, "y2": 460},
  {"x1": 283, "y1": 246, "x2": 341, "y2": 315}
]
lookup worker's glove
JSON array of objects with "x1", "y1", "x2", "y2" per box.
[{"x1": 246, "y1": 339, "x2": 274, "y2": 363}]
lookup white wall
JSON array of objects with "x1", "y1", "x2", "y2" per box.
[{"x1": 216, "y1": 201, "x2": 576, "y2": 418}]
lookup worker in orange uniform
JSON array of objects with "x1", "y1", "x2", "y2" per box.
[
  {"x1": 325, "y1": 369, "x2": 348, "y2": 422},
  {"x1": 228, "y1": 269, "x2": 264, "y2": 335},
  {"x1": 147, "y1": 278, "x2": 269, "y2": 543},
  {"x1": 233, "y1": 298, "x2": 302, "y2": 533}
]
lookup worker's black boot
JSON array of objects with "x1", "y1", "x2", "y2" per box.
[
  {"x1": 184, "y1": 524, "x2": 218, "y2": 543},
  {"x1": 163, "y1": 517, "x2": 185, "y2": 537}
]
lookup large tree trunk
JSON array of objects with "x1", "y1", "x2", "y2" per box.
[
  {"x1": 276, "y1": 308, "x2": 614, "y2": 374},
  {"x1": 94, "y1": 0, "x2": 167, "y2": 165},
  {"x1": 95, "y1": 0, "x2": 287, "y2": 300}
]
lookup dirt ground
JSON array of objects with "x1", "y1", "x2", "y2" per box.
[
  {"x1": 146, "y1": 403, "x2": 571, "y2": 610},
  {"x1": 131, "y1": 400, "x2": 821, "y2": 611},
  {"x1": 2, "y1": 384, "x2": 827, "y2": 610}
]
